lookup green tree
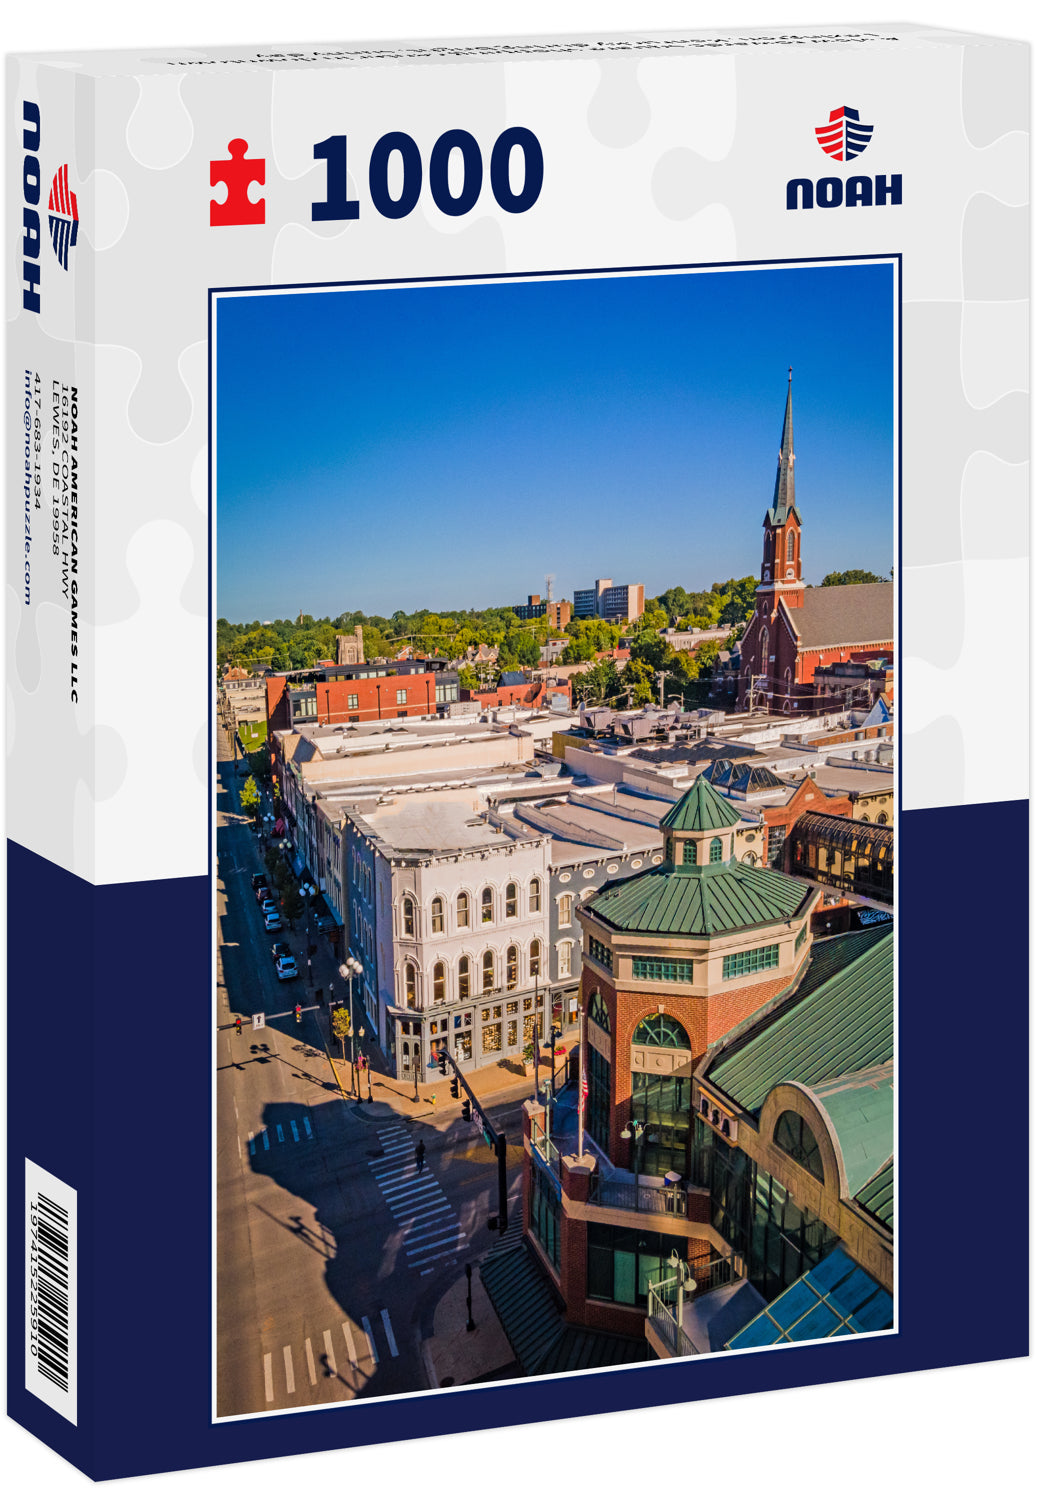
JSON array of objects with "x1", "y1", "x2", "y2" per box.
[
  {"x1": 240, "y1": 775, "x2": 260, "y2": 817},
  {"x1": 571, "y1": 659, "x2": 622, "y2": 705},
  {"x1": 820, "y1": 569, "x2": 885, "y2": 587},
  {"x1": 331, "y1": 1005, "x2": 353, "y2": 1063},
  {"x1": 622, "y1": 658, "x2": 655, "y2": 707},
  {"x1": 629, "y1": 630, "x2": 671, "y2": 673}
]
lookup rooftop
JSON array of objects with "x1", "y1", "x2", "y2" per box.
[
  {"x1": 353, "y1": 798, "x2": 546, "y2": 858},
  {"x1": 585, "y1": 860, "x2": 813, "y2": 938},
  {"x1": 706, "y1": 929, "x2": 893, "y2": 1114},
  {"x1": 781, "y1": 582, "x2": 894, "y2": 650}
]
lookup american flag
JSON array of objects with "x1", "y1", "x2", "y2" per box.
[{"x1": 580, "y1": 1071, "x2": 588, "y2": 1108}]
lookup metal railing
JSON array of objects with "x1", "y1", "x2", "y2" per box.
[
  {"x1": 588, "y1": 1177, "x2": 688, "y2": 1218},
  {"x1": 530, "y1": 1119, "x2": 561, "y2": 1175},
  {"x1": 647, "y1": 1285, "x2": 699, "y2": 1358},
  {"x1": 646, "y1": 1252, "x2": 743, "y2": 1356}
]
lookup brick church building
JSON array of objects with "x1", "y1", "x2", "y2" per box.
[{"x1": 738, "y1": 375, "x2": 893, "y2": 714}]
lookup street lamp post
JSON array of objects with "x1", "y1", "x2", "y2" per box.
[
  {"x1": 668, "y1": 1250, "x2": 698, "y2": 1352},
  {"x1": 620, "y1": 1118, "x2": 648, "y2": 1208},
  {"x1": 339, "y1": 956, "x2": 363, "y2": 1096},
  {"x1": 299, "y1": 882, "x2": 316, "y2": 993}
]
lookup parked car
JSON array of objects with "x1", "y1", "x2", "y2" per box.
[
  {"x1": 251, "y1": 873, "x2": 265, "y2": 892},
  {"x1": 264, "y1": 912, "x2": 283, "y2": 932},
  {"x1": 271, "y1": 941, "x2": 292, "y2": 962},
  {"x1": 275, "y1": 954, "x2": 299, "y2": 981},
  {"x1": 255, "y1": 885, "x2": 270, "y2": 905},
  {"x1": 261, "y1": 899, "x2": 279, "y2": 917}
]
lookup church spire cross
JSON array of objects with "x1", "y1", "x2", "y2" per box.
[{"x1": 767, "y1": 369, "x2": 799, "y2": 525}]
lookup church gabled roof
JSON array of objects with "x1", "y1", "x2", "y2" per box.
[
  {"x1": 778, "y1": 583, "x2": 893, "y2": 650},
  {"x1": 660, "y1": 775, "x2": 743, "y2": 833},
  {"x1": 765, "y1": 370, "x2": 802, "y2": 528}
]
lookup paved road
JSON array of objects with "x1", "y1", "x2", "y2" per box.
[{"x1": 215, "y1": 757, "x2": 522, "y2": 1417}]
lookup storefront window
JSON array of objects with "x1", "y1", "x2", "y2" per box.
[{"x1": 531, "y1": 1166, "x2": 561, "y2": 1269}]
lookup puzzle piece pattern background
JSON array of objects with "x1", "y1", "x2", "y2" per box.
[{"x1": 6, "y1": 31, "x2": 1029, "y2": 884}]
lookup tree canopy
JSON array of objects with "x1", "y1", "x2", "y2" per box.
[{"x1": 819, "y1": 569, "x2": 886, "y2": 587}]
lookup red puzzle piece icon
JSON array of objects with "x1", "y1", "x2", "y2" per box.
[{"x1": 210, "y1": 139, "x2": 265, "y2": 227}]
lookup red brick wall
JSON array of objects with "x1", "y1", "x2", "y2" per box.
[{"x1": 583, "y1": 969, "x2": 793, "y2": 1166}]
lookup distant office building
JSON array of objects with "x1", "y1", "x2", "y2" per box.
[
  {"x1": 513, "y1": 594, "x2": 572, "y2": 629},
  {"x1": 573, "y1": 578, "x2": 645, "y2": 623}
]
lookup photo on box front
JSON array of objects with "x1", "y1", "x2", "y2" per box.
[{"x1": 213, "y1": 257, "x2": 896, "y2": 1418}]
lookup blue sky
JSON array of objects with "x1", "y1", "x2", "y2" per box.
[{"x1": 216, "y1": 262, "x2": 895, "y2": 622}]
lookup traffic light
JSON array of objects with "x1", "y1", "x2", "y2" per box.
[
  {"x1": 235, "y1": 1016, "x2": 242, "y2": 1036},
  {"x1": 450, "y1": 1077, "x2": 459, "y2": 1099},
  {"x1": 461, "y1": 1099, "x2": 472, "y2": 1122},
  {"x1": 438, "y1": 1051, "x2": 448, "y2": 1076},
  {"x1": 294, "y1": 1004, "x2": 302, "y2": 1025}
]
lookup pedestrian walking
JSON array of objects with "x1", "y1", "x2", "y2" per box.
[{"x1": 415, "y1": 1138, "x2": 426, "y2": 1173}]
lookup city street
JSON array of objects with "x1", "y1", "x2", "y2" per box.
[{"x1": 215, "y1": 755, "x2": 523, "y2": 1417}]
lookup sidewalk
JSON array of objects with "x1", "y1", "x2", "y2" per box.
[{"x1": 421, "y1": 1254, "x2": 520, "y2": 1388}]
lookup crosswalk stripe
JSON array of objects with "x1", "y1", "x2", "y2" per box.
[
  {"x1": 303, "y1": 1116, "x2": 313, "y2": 1138},
  {"x1": 375, "y1": 1143, "x2": 413, "y2": 1160},
  {"x1": 290, "y1": 1119, "x2": 300, "y2": 1143},
  {"x1": 407, "y1": 1230, "x2": 464, "y2": 1258},
  {"x1": 372, "y1": 1163, "x2": 417, "y2": 1183},
  {"x1": 262, "y1": 1130, "x2": 270, "y2": 1151},
  {"x1": 381, "y1": 1309, "x2": 398, "y2": 1358},
  {"x1": 400, "y1": 1204, "x2": 455, "y2": 1227},
  {"x1": 342, "y1": 1321, "x2": 359, "y2": 1369},
  {"x1": 383, "y1": 1177, "x2": 442, "y2": 1204},
  {"x1": 361, "y1": 1316, "x2": 378, "y2": 1366},
  {"x1": 283, "y1": 1345, "x2": 295, "y2": 1394},
  {"x1": 248, "y1": 1136, "x2": 256, "y2": 1156},
  {"x1": 323, "y1": 1329, "x2": 337, "y2": 1377},
  {"x1": 403, "y1": 1211, "x2": 456, "y2": 1237},
  {"x1": 305, "y1": 1337, "x2": 317, "y2": 1385},
  {"x1": 276, "y1": 1123, "x2": 285, "y2": 1143},
  {"x1": 388, "y1": 1188, "x2": 447, "y2": 1216},
  {"x1": 409, "y1": 1244, "x2": 463, "y2": 1269},
  {"x1": 406, "y1": 1219, "x2": 460, "y2": 1246},
  {"x1": 378, "y1": 1131, "x2": 409, "y2": 1145},
  {"x1": 263, "y1": 1352, "x2": 274, "y2": 1402}
]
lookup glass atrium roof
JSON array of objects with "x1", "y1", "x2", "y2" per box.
[{"x1": 725, "y1": 1248, "x2": 893, "y2": 1350}]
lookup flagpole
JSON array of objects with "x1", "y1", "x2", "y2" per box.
[{"x1": 577, "y1": 1003, "x2": 585, "y2": 1160}]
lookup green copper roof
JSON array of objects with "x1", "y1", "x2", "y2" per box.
[
  {"x1": 855, "y1": 1158, "x2": 894, "y2": 1230},
  {"x1": 815, "y1": 1066, "x2": 893, "y2": 1197},
  {"x1": 707, "y1": 931, "x2": 893, "y2": 1112},
  {"x1": 660, "y1": 775, "x2": 743, "y2": 833},
  {"x1": 586, "y1": 860, "x2": 810, "y2": 937}
]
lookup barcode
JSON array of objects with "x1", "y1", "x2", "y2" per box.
[{"x1": 25, "y1": 1160, "x2": 77, "y2": 1425}]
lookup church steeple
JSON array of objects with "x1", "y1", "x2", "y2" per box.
[
  {"x1": 758, "y1": 370, "x2": 804, "y2": 603},
  {"x1": 767, "y1": 368, "x2": 799, "y2": 526}
]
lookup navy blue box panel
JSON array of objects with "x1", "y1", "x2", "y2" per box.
[{"x1": 6, "y1": 799, "x2": 1029, "y2": 1479}]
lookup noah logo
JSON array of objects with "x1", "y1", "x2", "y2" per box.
[
  {"x1": 48, "y1": 164, "x2": 79, "y2": 269},
  {"x1": 815, "y1": 105, "x2": 874, "y2": 162},
  {"x1": 787, "y1": 105, "x2": 900, "y2": 210}
]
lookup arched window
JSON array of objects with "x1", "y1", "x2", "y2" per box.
[
  {"x1": 482, "y1": 951, "x2": 495, "y2": 993},
  {"x1": 506, "y1": 945, "x2": 519, "y2": 990},
  {"x1": 529, "y1": 877, "x2": 541, "y2": 913},
  {"x1": 458, "y1": 955, "x2": 470, "y2": 1000},
  {"x1": 588, "y1": 990, "x2": 610, "y2": 1033},
  {"x1": 682, "y1": 841, "x2": 698, "y2": 866},
  {"x1": 431, "y1": 896, "x2": 444, "y2": 933},
  {"x1": 774, "y1": 1111, "x2": 825, "y2": 1182},
  {"x1": 632, "y1": 1013, "x2": 690, "y2": 1049},
  {"x1": 433, "y1": 961, "x2": 446, "y2": 1004},
  {"x1": 786, "y1": 529, "x2": 795, "y2": 562},
  {"x1": 529, "y1": 939, "x2": 541, "y2": 977},
  {"x1": 559, "y1": 893, "x2": 573, "y2": 926},
  {"x1": 505, "y1": 882, "x2": 518, "y2": 919},
  {"x1": 743, "y1": 851, "x2": 758, "y2": 866},
  {"x1": 456, "y1": 891, "x2": 470, "y2": 928},
  {"x1": 404, "y1": 962, "x2": 417, "y2": 1008},
  {"x1": 877, "y1": 811, "x2": 888, "y2": 825},
  {"x1": 481, "y1": 887, "x2": 494, "y2": 924},
  {"x1": 759, "y1": 625, "x2": 769, "y2": 666},
  {"x1": 709, "y1": 837, "x2": 723, "y2": 863},
  {"x1": 402, "y1": 895, "x2": 415, "y2": 937}
]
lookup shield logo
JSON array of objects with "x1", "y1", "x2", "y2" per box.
[
  {"x1": 47, "y1": 164, "x2": 79, "y2": 269},
  {"x1": 815, "y1": 106, "x2": 874, "y2": 163}
]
